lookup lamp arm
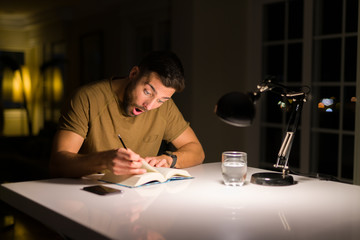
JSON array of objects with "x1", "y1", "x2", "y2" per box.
[
  {"x1": 274, "y1": 100, "x2": 304, "y2": 175},
  {"x1": 253, "y1": 78, "x2": 308, "y2": 176},
  {"x1": 255, "y1": 78, "x2": 308, "y2": 99}
]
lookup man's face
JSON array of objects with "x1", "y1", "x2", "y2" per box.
[{"x1": 123, "y1": 68, "x2": 176, "y2": 117}]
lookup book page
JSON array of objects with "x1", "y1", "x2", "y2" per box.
[
  {"x1": 141, "y1": 160, "x2": 158, "y2": 173},
  {"x1": 118, "y1": 172, "x2": 167, "y2": 187},
  {"x1": 101, "y1": 171, "x2": 167, "y2": 187},
  {"x1": 141, "y1": 160, "x2": 192, "y2": 179},
  {"x1": 155, "y1": 167, "x2": 192, "y2": 179}
]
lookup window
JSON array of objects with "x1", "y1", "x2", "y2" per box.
[
  {"x1": 258, "y1": 0, "x2": 358, "y2": 183},
  {"x1": 0, "y1": 51, "x2": 36, "y2": 136}
]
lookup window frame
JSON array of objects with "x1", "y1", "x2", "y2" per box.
[{"x1": 247, "y1": 0, "x2": 360, "y2": 184}]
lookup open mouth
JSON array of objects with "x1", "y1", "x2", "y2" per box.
[{"x1": 133, "y1": 107, "x2": 145, "y2": 116}]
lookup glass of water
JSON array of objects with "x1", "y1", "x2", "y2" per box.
[{"x1": 221, "y1": 151, "x2": 247, "y2": 186}]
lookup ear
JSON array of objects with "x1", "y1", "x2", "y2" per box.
[{"x1": 129, "y1": 66, "x2": 140, "y2": 80}]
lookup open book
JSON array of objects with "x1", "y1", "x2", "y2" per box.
[{"x1": 100, "y1": 161, "x2": 193, "y2": 188}]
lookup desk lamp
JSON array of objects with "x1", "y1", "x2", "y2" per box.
[{"x1": 215, "y1": 78, "x2": 308, "y2": 186}]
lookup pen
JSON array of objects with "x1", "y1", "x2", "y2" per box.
[{"x1": 118, "y1": 134, "x2": 127, "y2": 149}]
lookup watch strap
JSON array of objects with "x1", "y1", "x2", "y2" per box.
[{"x1": 164, "y1": 151, "x2": 177, "y2": 168}]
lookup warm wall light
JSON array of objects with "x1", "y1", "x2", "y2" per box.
[
  {"x1": 2, "y1": 66, "x2": 32, "y2": 103},
  {"x1": 47, "y1": 66, "x2": 63, "y2": 103},
  {"x1": 41, "y1": 58, "x2": 65, "y2": 124},
  {"x1": 12, "y1": 70, "x2": 23, "y2": 102},
  {"x1": 13, "y1": 66, "x2": 32, "y2": 103}
]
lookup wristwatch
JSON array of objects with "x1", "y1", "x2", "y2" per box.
[{"x1": 164, "y1": 151, "x2": 177, "y2": 168}]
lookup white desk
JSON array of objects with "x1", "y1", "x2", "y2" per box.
[{"x1": 1, "y1": 162, "x2": 360, "y2": 240}]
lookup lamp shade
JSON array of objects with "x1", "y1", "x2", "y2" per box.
[{"x1": 215, "y1": 92, "x2": 256, "y2": 127}]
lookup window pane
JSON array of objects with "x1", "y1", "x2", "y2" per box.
[
  {"x1": 262, "y1": 127, "x2": 283, "y2": 165},
  {"x1": 311, "y1": 132, "x2": 338, "y2": 176},
  {"x1": 288, "y1": 0, "x2": 304, "y2": 39},
  {"x1": 287, "y1": 43, "x2": 303, "y2": 83},
  {"x1": 263, "y1": 92, "x2": 283, "y2": 123},
  {"x1": 263, "y1": 2, "x2": 285, "y2": 41},
  {"x1": 346, "y1": 0, "x2": 359, "y2": 32},
  {"x1": 261, "y1": 126, "x2": 300, "y2": 169},
  {"x1": 312, "y1": 86, "x2": 340, "y2": 129},
  {"x1": 313, "y1": 39, "x2": 341, "y2": 82},
  {"x1": 342, "y1": 135, "x2": 354, "y2": 179},
  {"x1": 263, "y1": 45, "x2": 284, "y2": 79},
  {"x1": 343, "y1": 86, "x2": 356, "y2": 131},
  {"x1": 313, "y1": 0, "x2": 343, "y2": 35},
  {"x1": 345, "y1": 36, "x2": 357, "y2": 82}
]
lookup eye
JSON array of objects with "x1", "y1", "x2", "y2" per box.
[
  {"x1": 144, "y1": 89, "x2": 151, "y2": 96},
  {"x1": 157, "y1": 99, "x2": 165, "y2": 104}
]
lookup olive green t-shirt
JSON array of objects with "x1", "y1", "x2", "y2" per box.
[{"x1": 58, "y1": 79, "x2": 189, "y2": 158}]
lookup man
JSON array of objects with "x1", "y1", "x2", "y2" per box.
[{"x1": 50, "y1": 51, "x2": 205, "y2": 178}]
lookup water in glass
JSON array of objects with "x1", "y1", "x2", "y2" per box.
[{"x1": 221, "y1": 151, "x2": 247, "y2": 186}]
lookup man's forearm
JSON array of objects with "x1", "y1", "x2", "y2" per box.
[
  {"x1": 174, "y1": 142, "x2": 205, "y2": 168},
  {"x1": 49, "y1": 151, "x2": 108, "y2": 178}
]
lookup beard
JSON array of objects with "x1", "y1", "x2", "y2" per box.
[
  {"x1": 122, "y1": 83, "x2": 134, "y2": 116},
  {"x1": 122, "y1": 79, "x2": 146, "y2": 117}
]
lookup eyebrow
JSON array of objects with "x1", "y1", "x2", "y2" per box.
[{"x1": 147, "y1": 83, "x2": 171, "y2": 100}]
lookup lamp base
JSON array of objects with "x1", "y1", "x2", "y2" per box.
[{"x1": 250, "y1": 172, "x2": 294, "y2": 186}]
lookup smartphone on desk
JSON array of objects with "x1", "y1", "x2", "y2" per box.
[{"x1": 82, "y1": 185, "x2": 123, "y2": 196}]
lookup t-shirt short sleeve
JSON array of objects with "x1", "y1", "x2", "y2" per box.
[
  {"x1": 162, "y1": 99, "x2": 189, "y2": 143},
  {"x1": 58, "y1": 89, "x2": 90, "y2": 138}
]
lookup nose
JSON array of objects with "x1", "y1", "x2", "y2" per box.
[{"x1": 143, "y1": 98, "x2": 157, "y2": 110}]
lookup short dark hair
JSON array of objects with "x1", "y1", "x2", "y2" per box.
[{"x1": 138, "y1": 51, "x2": 185, "y2": 92}]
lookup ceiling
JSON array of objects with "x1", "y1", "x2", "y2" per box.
[
  {"x1": 0, "y1": 0, "x2": 127, "y2": 29},
  {"x1": 0, "y1": 0, "x2": 126, "y2": 20},
  {"x1": 0, "y1": 1, "x2": 80, "y2": 17}
]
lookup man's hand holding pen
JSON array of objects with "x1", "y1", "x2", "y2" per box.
[
  {"x1": 110, "y1": 134, "x2": 146, "y2": 175},
  {"x1": 115, "y1": 134, "x2": 171, "y2": 172},
  {"x1": 108, "y1": 148, "x2": 147, "y2": 175}
]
